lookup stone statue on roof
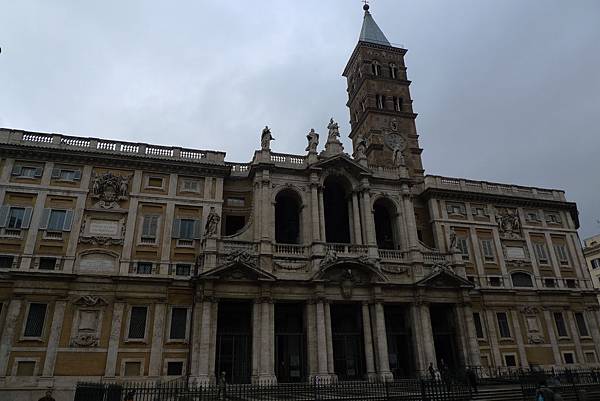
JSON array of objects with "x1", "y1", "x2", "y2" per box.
[
  {"x1": 327, "y1": 118, "x2": 340, "y2": 142},
  {"x1": 305, "y1": 129, "x2": 319, "y2": 153},
  {"x1": 261, "y1": 126, "x2": 274, "y2": 151}
]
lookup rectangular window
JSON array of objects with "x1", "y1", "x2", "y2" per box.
[
  {"x1": 38, "y1": 257, "x2": 57, "y2": 270},
  {"x1": 16, "y1": 361, "x2": 36, "y2": 376},
  {"x1": 58, "y1": 169, "x2": 79, "y2": 181},
  {"x1": 128, "y1": 307, "x2": 148, "y2": 339},
  {"x1": 554, "y1": 312, "x2": 569, "y2": 337},
  {"x1": 554, "y1": 244, "x2": 570, "y2": 265},
  {"x1": 497, "y1": 312, "x2": 511, "y2": 338},
  {"x1": 446, "y1": 202, "x2": 466, "y2": 216},
  {"x1": 181, "y1": 179, "x2": 199, "y2": 192},
  {"x1": 124, "y1": 361, "x2": 142, "y2": 376},
  {"x1": 563, "y1": 352, "x2": 575, "y2": 365},
  {"x1": 534, "y1": 242, "x2": 548, "y2": 264},
  {"x1": 226, "y1": 197, "x2": 245, "y2": 207},
  {"x1": 472, "y1": 206, "x2": 488, "y2": 217},
  {"x1": 376, "y1": 95, "x2": 384, "y2": 109},
  {"x1": 546, "y1": 213, "x2": 562, "y2": 224},
  {"x1": 473, "y1": 312, "x2": 485, "y2": 339},
  {"x1": 175, "y1": 264, "x2": 191, "y2": 276},
  {"x1": 457, "y1": 237, "x2": 469, "y2": 258},
  {"x1": 0, "y1": 255, "x2": 14, "y2": 269},
  {"x1": 24, "y1": 303, "x2": 47, "y2": 338},
  {"x1": 544, "y1": 278, "x2": 556, "y2": 288},
  {"x1": 141, "y1": 215, "x2": 159, "y2": 241},
  {"x1": 481, "y1": 239, "x2": 496, "y2": 262},
  {"x1": 489, "y1": 276, "x2": 502, "y2": 287},
  {"x1": 136, "y1": 262, "x2": 153, "y2": 275},
  {"x1": 575, "y1": 313, "x2": 590, "y2": 337},
  {"x1": 592, "y1": 259, "x2": 600, "y2": 269},
  {"x1": 147, "y1": 177, "x2": 164, "y2": 188},
  {"x1": 167, "y1": 361, "x2": 183, "y2": 376},
  {"x1": 179, "y1": 219, "x2": 195, "y2": 240},
  {"x1": 504, "y1": 354, "x2": 517, "y2": 367},
  {"x1": 47, "y1": 210, "x2": 67, "y2": 231},
  {"x1": 7, "y1": 207, "x2": 25, "y2": 229},
  {"x1": 585, "y1": 352, "x2": 597, "y2": 364},
  {"x1": 19, "y1": 166, "x2": 39, "y2": 178},
  {"x1": 169, "y1": 307, "x2": 188, "y2": 340}
]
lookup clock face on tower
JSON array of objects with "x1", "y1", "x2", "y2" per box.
[{"x1": 384, "y1": 133, "x2": 406, "y2": 151}]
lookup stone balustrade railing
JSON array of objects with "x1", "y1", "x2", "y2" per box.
[
  {"x1": 425, "y1": 175, "x2": 566, "y2": 202},
  {"x1": 273, "y1": 244, "x2": 308, "y2": 257},
  {"x1": 0, "y1": 129, "x2": 226, "y2": 164},
  {"x1": 269, "y1": 152, "x2": 307, "y2": 168},
  {"x1": 378, "y1": 249, "x2": 407, "y2": 262},
  {"x1": 325, "y1": 243, "x2": 369, "y2": 257},
  {"x1": 422, "y1": 251, "x2": 449, "y2": 264}
]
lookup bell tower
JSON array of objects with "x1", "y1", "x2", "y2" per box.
[{"x1": 343, "y1": 4, "x2": 424, "y2": 180}]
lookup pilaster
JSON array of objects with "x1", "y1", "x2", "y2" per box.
[
  {"x1": 510, "y1": 309, "x2": 529, "y2": 368},
  {"x1": 361, "y1": 303, "x2": 376, "y2": 379},
  {"x1": 104, "y1": 302, "x2": 125, "y2": 377},
  {"x1": 42, "y1": 300, "x2": 67, "y2": 378},
  {"x1": 148, "y1": 303, "x2": 167, "y2": 377},
  {"x1": 543, "y1": 309, "x2": 562, "y2": 366},
  {"x1": 0, "y1": 299, "x2": 23, "y2": 377},
  {"x1": 372, "y1": 302, "x2": 393, "y2": 380}
]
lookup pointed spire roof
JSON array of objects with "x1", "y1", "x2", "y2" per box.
[{"x1": 359, "y1": 5, "x2": 391, "y2": 46}]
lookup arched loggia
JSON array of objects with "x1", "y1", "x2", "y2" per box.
[
  {"x1": 323, "y1": 176, "x2": 352, "y2": 244},
  {"x1": 275, "y1": 190, "x2": 302, "y2": 244},
  {"x1": 373, "y1": 198, "x2": 399, "y2": 250}
]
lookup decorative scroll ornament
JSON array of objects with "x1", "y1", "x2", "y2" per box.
[
  {"x1": 496, "y1": 208, "x2": 522, "y2": 239},
  {"x1": 78, "y1": 236, "x2": 124, "y2": 246},
  {"x1": 380, "y1": 264, "x2": 409, "y2": 275},
  {"x1": 225, "y1": 249, "x2": 257, "y2": 267},
  {"x1": 320, "y1": 248, "x2": 338, "y2": 267},
  {"x1": 340, "y1": 269, "x2": 355, "y2": 299},
  {"x1": 71, "y1": 334, "x2": 99, "y2": 347},
  {"x1": 73, "y1": 296, "x2": 108, "y2": 307},
  {"x1": 527, "y1": 333, "x2": 545, "y2": 344},
  {"x1": 91, "y1": 172, "x2": 130, "y2": 209},
  {"x1": 273, "y1": 262, "x2": 307, "y2": 272}
]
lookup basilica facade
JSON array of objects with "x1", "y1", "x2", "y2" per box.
[{"x1": 0, "y1": 5, "x2": 599, "y2": 398}]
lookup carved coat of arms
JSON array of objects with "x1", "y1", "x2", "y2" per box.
[{"x1": 91, "y1": 172, "x2": 130, "y2": 209}]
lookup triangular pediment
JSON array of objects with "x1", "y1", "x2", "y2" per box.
[
  {"x1": 313, "y1": 153, "x2": 372, "y2": 176},
  {"x1": 199, "y1": 260, "x2": 276, "y2": 281},
  {"x1": 416, "y1": 266, "x2": 473, "y2": 289},
  {"x1": 311, "y1": 258, "x2": 387, "y2": 283}
]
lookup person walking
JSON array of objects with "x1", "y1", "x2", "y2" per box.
[
  {"x1": 535, "y1": 380, "x2": 555, "y2": 401},
  {"x1": 466, "y1": 367, "x2": 478, "y2": 394}
]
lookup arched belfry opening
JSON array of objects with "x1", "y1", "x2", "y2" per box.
[
  {"x1": 275, "y1": 190, "x2": 302, "y2": 244},
  {"x1": 323, "y1": 176, "x2": 352, "y2": 244},
  {"x1": 373, "y1": 198, "x2": 398, "y2": 249}
]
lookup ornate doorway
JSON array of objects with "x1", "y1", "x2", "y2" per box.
[
  {"x1": 275, "y1": 303, "x2": 306, "y2": 382},
  {"x1": 330, "y1": 304, "x2": 365, "y2": 380},
  {"x1": 385, "y1": 305, "x2": 415, "y2": 378},
  {"x1": 215, "y1": 301, "x2": 252, "y2": 384}
]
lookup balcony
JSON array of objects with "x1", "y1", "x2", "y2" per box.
[
  {"x1": 273, "y1": 244, "x2": 308, "y2": 257},
  {"x1": 325, "y1": 243, "x2": 369, "y2": 257},
  {"x1": 378, "y1": 249, "x2": 407, "y2": 262}
]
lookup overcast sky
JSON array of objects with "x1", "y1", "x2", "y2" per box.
[{"x1": 1, "y1": 0, "x2": 599, "y2": 239}]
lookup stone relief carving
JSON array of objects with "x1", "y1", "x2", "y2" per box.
[
  {"x1": 340, "y1": 268, "x2": 355, "y2": 299},
  {"x1": 91, "y1": 172, "x2": 130, "y2": 209},
  {"x1": 495, "y1": 208, "x2": 522, "y2": 239},
  {"x1": 380, "y1": 264, "x2": 409, "y2": 275},
  {"x1": 354, "y1": 134, "x2": 367, "y2": 160},
  {"x1": 261, "y1": 126, "x2": 274, "y2": 151},
  {"x1": 204, "y1": 207, "x2": 220, "y2": 238},
  {"x1": 273, "y1": 261, "x2": 307, "y2": 272},
  {"x1": 225, "y1": 249, "x2": 257, "y2": 267},
  {"x1": 73, "y1": 295, "x2": 108, "y2": 307},
  {"x1": 305, "y1": 128, "x2": 319, "y2": 153},
  {"x1": 448, "y1": 228, "x2": 458, "y2": 253},
  {"x1": 527, "y1": 333, "x2": 545, "y2": 344},
  {"x1": 71, "y1": 333, "x2": 100, "y2": 347},
  {"x1": 79, "y1": 236, "x2": 124, "y2": 246}
]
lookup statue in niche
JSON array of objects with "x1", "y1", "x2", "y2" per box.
[
  {"x1": 261, "y1": 126, "x2": 274, "y2": 151},
  {"x1": 449, "y1": 228, "x2": 458, "y2": 253},
  {"x1": 391, "y1": 144, "x2": 405, "y2": 167},
  {"x1": 305, "y1": 128, "x2": 319, "y2": 153},
  {"x1": 91, "y1": 172, "x2": 130, "y2": 209},
  {"x1": 354, "y1": 134, "x2": 367, "y2": 159},
  {"x1": 327, "y1": 118, "x2": 340, "y2": 142},
  {"x1": 204, "y1": 207, "x2": 221, "y2": 238}
]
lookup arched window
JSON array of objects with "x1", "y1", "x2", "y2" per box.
[
  {"x1": 371, "y1": 61, "x2": 381, "y2": 76},
  {"x1": 323, "y1": 177, "x2": 352, "y2": 243},
  {"x1": 389, "y1": 63, "x2": 398, "y2": 79},
  {"x1": 373, "y1": 198, "x2": 398, "y2": 249},
  {"x1": 511, "y1": 272, "x2": 534, "y2": 288},
  {"x1": 275, "y1": 190, "x2": 301, "y2": 244}
]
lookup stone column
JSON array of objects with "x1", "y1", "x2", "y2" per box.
[
  {"x1": 318, "y1": 187, "x2": 326, "y2": 242},
  {"x1": 361, "y1": 303, "x2": 376, "y2": 379},
  {"x1": 105, "y1": 302, "x2": 125, "y2": 378},
  {"x1": 42, "y1": 300, "x2": 67, "y2": 377},
  {"x1": 119, "y1": 170, "x2": 142, "y2": 275},
  {"x1": 0, "y1": 299, "x2": 23, "y2": 377},
  {"x1": 310, "y1": 182, "x2": 320, "y2": 242},
  {"x1": 401, "y1": 185, "x2": 419, "y2": 250},
  {"x1": 261, "y1": 173, "x2": 271, "y2": 242},
  {"x1": 361, "y1": 189, "x2": 376, "y2": 247},
  {"x1": 324, "y1": 302, "x2": 335, "y2": 376},
  {"x1": 419, "y1": 303, "x2": 437, "y2": 369},
  {"x1": 484, "y1": 310, "x2": 502, "y2": 367},
  {"x1": 160, "y1": 202, "x2": 176, "y2": 275},
  {"x1": 251, "y1": 300, "x2": 261, "y2": 382},
  {"x1": 462, "y1": 304, "x2": 482, "y2": 366},
  {"x1": 491, "y1": 229, "x2": 510, "y2": 288},
  {"x1": 196, "y1": 297, "x2": 216, "y2": 384},
  {"x1": 410, "y1": 303, "x2": 427, "y2": 372},
  {"x1": 315, "y1": 300, "x2": 329, "y2": 377},
  {"x1": 352, "y1": 193, "x2": 362, "y2": 245},
  {"x1": 585, "y1": 308, "x2": 600, "y2": 359},
  {"x1": 148, "y1": 303, "x2": 167, "y2": 377},
  {"x1": 566, "y1": 311, "x2": 585, "y2": 365},
  {"x1": 259, "y1": 298, "x2": 276, "y2": 383},
  {"x1": 373, "y1": 303, "x2": 393, "y2": 380},
  {"x1": 510, "y1": 310, "x2": 529, "y2": 368},
  {"x1": 190, "y1": 299, "x2": 203, "y2": 380},
  {"x1": 543, "y1": 310, "x2": 562, "y2": 366},
  {"x1": 20, "y1": 191, "x2": 48, "y2": 269}
]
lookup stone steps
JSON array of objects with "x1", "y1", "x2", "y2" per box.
[{"x1": 471, "y1": 386, "x2": 523, "y2": 401}]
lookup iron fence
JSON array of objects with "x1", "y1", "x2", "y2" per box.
[
  {"x1": 73, "y1": 378, "x2": 472, "y2": 401},
  {"x1": 520, "y1": 368, "x2": 600, "y2": 401}
]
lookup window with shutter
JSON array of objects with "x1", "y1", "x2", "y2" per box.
[
  {"x1": 457, "y1": 237, "x2": 469, "y2": 258},
  {"x1": 496, "y1": 312, "x2": 511, "y2": 338},
  {"x1": 534, "y1": 242, "x2": 548, "y2": 264},
  {"x1": 169, "y1": 307, "x2": 188, "y2": 340},
  {"x1": 47, "y1": 210, "x2": 67, "y2": 231},
  {"x1": 575, "y1": 313, "x2": 589, "y2": 337},
  {"x1": 175, "y1": 264, "x2": 191, "y2": 276},
  {"x1": 481, "y1": 239, "x2": 496, "y2": 262},
  {"x1": 179, "y1": 219, "x2": 195, "y2": 240},
  {"x1": 7, "y1": 208, "x2": 25, "y2": 229},
  {"x1": 554, "y1": 312, "x2": 569, "y2": 337},
  {"x1": 554, "y1": 244, "x2": 569, "y2": 265},
  {"x1": 141, "y1": 215, "x2": 159, "y2": 240},
  {"x1": 24, "y1": 303, "x2": 47, "y2": 338},
  {"x1": 20, "y1": 166, "x2": 38, "y2": 178},
  {"x1": 128, "y1": 306, "x2": 148, "y2": 339}
]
